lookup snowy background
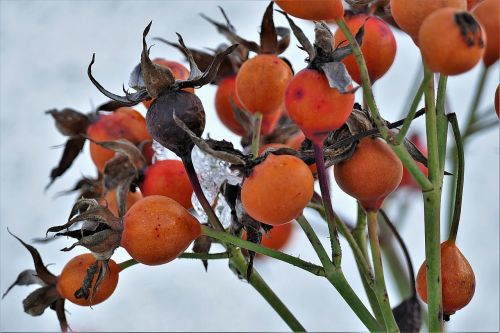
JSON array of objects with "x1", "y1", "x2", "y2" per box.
[{"x1": 1, "y1": 1, "x2": 498, "y2": 332}]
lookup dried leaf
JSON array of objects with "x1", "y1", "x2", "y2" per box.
[{"x1": 260, "y1": 2, "x2": 278, "y2": 54}]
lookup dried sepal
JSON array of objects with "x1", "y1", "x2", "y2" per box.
[
  {"x1": 73, "y1": 259, "x2": 111, "y2": 305},
  {"x1": 277, "y1": 10, "x2": 316, "y2": 60},
  {"x1": 22, "y1": 286, "x2": 60, "y2": 316},
  {"x1": 54, "y1": 175, "x2": 103, "y2": 200},
  {"x1": 88, "y1": 53, "x2": 150, "y2": 106},
  {"x1": 276, "y1": 26, "x2": 291, "y2": 54},
  {"x1": 46, "y1": 136, "x2": 86, "y2": 190},
  {"x1": 45, "y1": 108, "x2": 89, "y2": 137},
  {"x1": 53, "y1": 299, "x2": 69, "y2": 332},
  {"x1": 318, "y1": 61, "x2": 353, "y2": 93},
  {"x1": 192, "y1": 230, "x2": 213, "y2": 271},
  {"x1": 95, "y1": 100, "x2": 129, "y2": 112},
  {"x1": 2, "y1": 269, "x2": 45, "y2": 299},
  {"x1": 260, "y1": 2, "x2": 278, "y2": 54},
  {"x1": 173, "y1": 114, "x2": 246, "y2": 165},
  {"x1": 392, "y1": 296, "x2": 422, "y2": 332},
  {"x1": 314, "y1": 21, "x2": 334, "y2": 53}
]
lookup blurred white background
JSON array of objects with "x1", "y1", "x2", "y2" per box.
[{"x1": 0, "y1": 1, "x2": 498, "y2": 332}]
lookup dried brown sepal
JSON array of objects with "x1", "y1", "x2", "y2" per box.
[
  {"x1": 45, "y1": 108, "x2": 89, "y2": 137},
  {"x1": 140, "y1": 22, "x2": 176, "y2": 98},
  {"x1": 88, "y1": 53, "x2": 150, "y2": 106},
  {"x1": 89, "y1": 138, "x2": 147, "y2": 171},
  {"x1": 173, "y1": 114, "x2": 247, "y2": 165},
  {"x1": 192, "y1": 231, "x2": 213, "y2": 271},
  {"x1": 155, "y1": 38, "x2": 239, "y2": 84},
  {"x1": 392, "y1": 296, "x2": 422, "y2": 332},
  {"x1": 6, "y1": 230, "x2": 57, "y2": 285},
  {"x1": 22, "y1": 285, "x2": 60, "y2": 316},
  {"x1": 54, "y1": 175, "x2": 103, "y2": 200},
  {"x1": 95, "y1": 100, "x2": 129, "y2": 112},
  {"x1": 318, "y1": 61, "x2": 353, "y2": 93},
  {"x1": 240, "y1": 214, "x2": 263, "y2": 279},
  {"x1": 53, "y1": 299, "x2": 69, "y2": 332},
  {"x1": 277, "y1": 10, "x2": 316, "y2": 60},
  {"x1": 46, "y1": 136, "x2": 86, "y2": 190},
  {"x1": 260, "y1": 2, "x2": 278, "y2": 54},
  {"x1": 2, "y1": 269, "x2": 45, "y2": 299}
]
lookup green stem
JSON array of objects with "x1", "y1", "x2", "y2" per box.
[
  {"x1": 229, "y1": 250, "x2": 306, "y2": 332},
  {"x1": 353, "y1": 204, "x2": 385, "y2": 326},
  {"x1": 395, "y1": 75, "x2": 428, "y2": 144},
  {"x1": 325, "y1": 269, "x2": 385, "y2": 332},
  {"x1": 423, "y1": 66, "x2": 443, "y2": 332},
  {"x1": 367, "y1": 211, "x2": 399, "y2": 333},
  {"x1": 446, "y1": 113, "x2": 464, "y2": 244},
  {"x1": 201, "y1": 225, "x2": 325, "y2": 276},
  {"x1": 118, "y1": 252, "x2": 231, "y2": 271},
  {"x1": 391, "y1": 144, "x2": 433, "y2": 191},
  {"x1": 296, "y1": 215, "x2": 333, "y2": 269},
  {"x1": 251, "y1": 112, "x2": 263, "y2": 157},
  {"x1": 335, "y1": 18, "x2": 389, "y2": 138}
]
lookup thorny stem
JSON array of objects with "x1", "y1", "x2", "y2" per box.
[
  {"x1": 251, "y1": 112, "x2": 263, "y2": 157},
  {"x1": 395, "y1": 75, "x2": 428, "y2": 145},
  {"x1": 201, "y1": 225, "x2": 326, "y2": 276},
  {"x1": 423, "y1": 65, "x2": 443, "y2": 332},
  {"x1": 335, "y1": 18, "x2": 388, "y2": 137},
  {"x1": 367, "y1": 211, "x2": 399, "y2": 333},
  {"x1": 229, "y1": 249, "x2": 306, "y2": 332},
  {"x1": 118, "y1": 252, "x2": 231, "y2": 271},
  {"x1": 353, "y1": 203, "x2": 385, "y2": 326},
  {"x1": 447, "y1": 113, "x2": 464, "y2": 244},
  {"x1": 313, "y1": 142, "x2": 341, "y2": 266},
  {"x1": 295, "y1": 216, "x2": 382, "y2": 332}
]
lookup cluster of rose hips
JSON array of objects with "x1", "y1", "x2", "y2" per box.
[{"x1": 4, "y1": 0, "x2": 498, "y2": 332}]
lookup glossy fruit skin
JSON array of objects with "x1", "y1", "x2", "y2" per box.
[
  {"x1": 419, "y1": 9, "x2": 485, "y2": 75},
  {"x1": 56, "y1": 254, "x2": 119, "y2": 306},
  {"x1": 215, "y1": 75, "x2": 283, "y2": 136},
  {"x1": 416, "y1": 241, "x2": 476, "y2": 315},
  {"x1": 390, "y1": 0, "x2": 466, "y2": 43},
  {"x1": 143, "y1": 59, "x2": 193, "y2": 109},
  {"x1": 87, "y1": 107, "x2": 151, "y2": 172},
  {"x1": 472, "y1": 0, "x2": 499, "y2": 67},
  {"x1": 139, "y1": 160, "x2": 193, "y2": 209},
  {"x1": 334, "y1": 137, "x2": 403, "y2": 211},
  {"x1": 399, "y1": 135, "x2": 428, "y2": 189},
  {"x1": 334, "y1": 15, "x2": 396, "y2": 84},
  {"x1": 275, "y1": 0, "x2": 344, "y2": 20},
  {"x1": 99, "y1": 190, "x2": 143, "y2": 216},
  {"x1": 241, "y1": 154, "x2": 314, "y2": 225},
  {"x1": 146, "y1": 91, "x2": 205, "y2": 157},
  {"x1": 236, "y1": 54, "x2": 293, "y2": 115},
  {"x1": 285, "y1": 68, "x2": 354, "y2": 144},
  {"x1": 467, "y1": 0, "x2": 483, "y2": 9},
  {"x1": 121, "y1": 196, "x2": 201, "y2": 265}
]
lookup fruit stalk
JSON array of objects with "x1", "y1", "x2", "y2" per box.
[
  {"x1": 436, "y1": 75, "x2": 449, "y2": 174},
  {"x1": 353, "y1": 204, "x2": 385, "y2": 325},
  {"x1": 367, "y1": 211, "x2": 399, "y2": 333},
  {"x1": 422, "y1": 66, "x2": 443, "y2": 332},
  {"x1": 118, "y1": 252, "x2": 231, "y2": 271},
  {"x1": 447, "y1": 113, "x2": 464, "y2": 244},
  {"x1": 313, "y1": 143, "x2": 342, "y2": 266},
  {"x1": 201, "y1": 225, "x2": 325, "y2": 276},
  {"x1": 251, "y1": 112, "x2": 263, "y2": 157}
]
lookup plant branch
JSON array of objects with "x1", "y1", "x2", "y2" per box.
[
  {"x1": 251, "y1": 112, "x2": 263, "y2": 157},
  {"x1": 201, "y1": 225, "x2": 325, "y2": 276},
  {"x1": 367, "y1": 211, "x2": 399, "y2": 333},
  {"x1": 395, "y1": 75, "x2": 428, "y2": 144}
]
